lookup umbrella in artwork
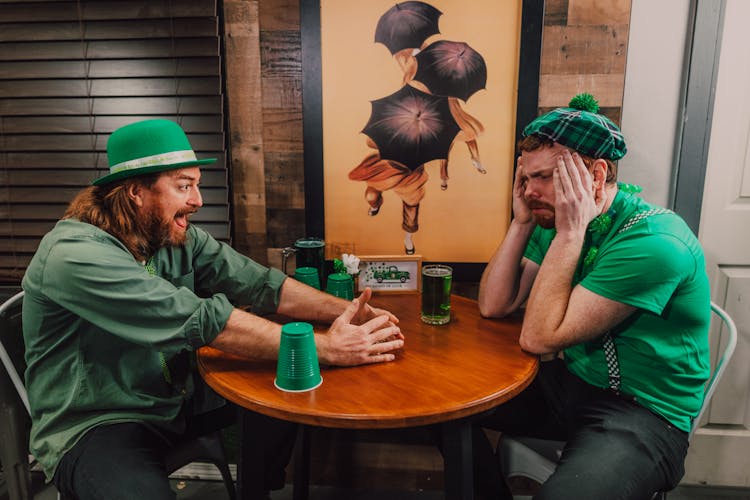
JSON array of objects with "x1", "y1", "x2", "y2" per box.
[
  {"x1": 362, "y1": 85, "x2": 460, "y2": 171},
  {"x1": 374, "y1": 1, "x2": 442, "y2": 55},
  {"x1": 413, "y1": 40, "x2": 488, "y2": 101}
]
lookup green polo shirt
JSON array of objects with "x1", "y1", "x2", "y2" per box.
[
  {"x1": 22, "y1": 219, "x2": 287, "y2": 478},
  {"x1": 524, "y1": 191, "x2": 710, "y2": 432}
]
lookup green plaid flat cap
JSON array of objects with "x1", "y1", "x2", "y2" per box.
[{"x1": 523, "y1": 93, "x2": 627, "y2": 160}]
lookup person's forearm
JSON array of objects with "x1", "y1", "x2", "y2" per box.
[
  {"x1": 478, "y1": 219, "x2": 536, "y2": 317},
  {"x1": 520, "y1": 230, "x2": 584, "y2": 353},
  {"x1": 275, "y1": 277, "x2": 350, "y2": 323},
  {"x1": 209, "y1": 308, "x2": 282, "y2": 360}
]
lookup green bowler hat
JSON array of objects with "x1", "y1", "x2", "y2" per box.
[
  {"x1": 523, "y1": 93, "x2": 627, "y2": 161},
  {"x1": 93, "y1": 119, "x2": 217, "y2": 186}
]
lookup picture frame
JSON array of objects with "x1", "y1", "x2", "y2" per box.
[
  {"x1": 301, "y1": 0, "x2": 544, "y2": 282},
  {"x1": 356, "y1": 255, "x2": 422, "y2": 294}
]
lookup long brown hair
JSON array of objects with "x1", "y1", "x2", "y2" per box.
[{"x1": 64, "y1": 173, "x2": 160, "y2": 261}]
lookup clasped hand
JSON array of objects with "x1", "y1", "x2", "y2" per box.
[{"x1": 321, "y1": 288, "x2": 404, "y2": 366}]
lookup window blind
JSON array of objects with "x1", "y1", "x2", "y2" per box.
[{"x1": 0, "y1": 0, "x2": 228, "y2": 284}]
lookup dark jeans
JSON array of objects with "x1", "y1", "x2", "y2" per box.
[
  {"x1": 474, "y1": 359, "x2": 689, "y2": 500},
  {"x1": 53, "y1": 404, "x2": 296, "y2": 500}
]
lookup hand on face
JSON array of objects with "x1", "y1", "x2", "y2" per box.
[
  {"x1": 512, "y1": 156, "x2": 534, "y2": 224},
  {"x1": 552, "y1": 150, "x2": 606, "y2": 235},
  {"x1": 321, "y1": 289, "x2": 404, "y2": 366}
]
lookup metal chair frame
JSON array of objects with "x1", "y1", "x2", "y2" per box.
[{"x1": 497, "y1": 301, "x2": 739, "y2": 498}]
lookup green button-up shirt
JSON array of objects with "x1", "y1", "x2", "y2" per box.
[{"x1": 22, "y1": 219, "x2": 287, "y2": 478}]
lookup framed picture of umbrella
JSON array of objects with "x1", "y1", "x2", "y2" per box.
[{"x1": 301, "y1": 0, "x2": 543, "y2": 280}]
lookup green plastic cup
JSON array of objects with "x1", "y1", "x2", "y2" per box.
[
  {"x1": 274, "y1": 322, "x2": 322, "y2": 392},
  {"x1": 294, "y1": 266, "x2": 321, "y2": 290},
  {"x1": 325, "y1": 272, "x2": 354, "y2": 300}
]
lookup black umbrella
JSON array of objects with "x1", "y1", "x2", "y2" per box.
[
  {"x1": 362, "y1": 85, "x2": 460, "y2": 171},
  {"x1": 414, "y1": 40, "x2": 488, "y2": 101},
  {"x1": 374, "y1": 1, "x2": 442, "y2": 55}
]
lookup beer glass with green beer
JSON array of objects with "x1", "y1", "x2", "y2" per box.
[{"x1": 421, "y1": 264, "x2": 453, "y2": 325}]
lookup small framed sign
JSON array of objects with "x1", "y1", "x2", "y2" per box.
[{"x1": 356, "y1": 255, "x2": 422, "y2": 293}]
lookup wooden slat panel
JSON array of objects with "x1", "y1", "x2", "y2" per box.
[
  {"x1": 0, "y1": 204, "x2": 67, "y2": 220},
  {"x1": 0, "y1": 168, "x2": 228, "y2": 187},
  {"x1": 261, "y1": 108, "x2": 302, "y2": 152},
  {"x1": 0, "y1": 1, "x2": 215, "y2": 23},
  {"x1": 266, "y1": 207, "x2": 305, "y2": 248},
  {"x1": 0, "y1": 96, "x2": 222, "y2": 115},
  {"x1": 261, "y1": 76, "x2": 302, "y2": 110},
  {"x1": 0, "y1": 115, "x2": 223, "y2": 133},
  {"x1": 223, "y1": 0, "x2": 267, "y2": 263},
  {"x1": 259, "y1": 0, "x2": 299, "y2": 31},
  {"x1": 0, "y1": 237, "x2": 42, "y2": 254},
  {"x1": 567, "y1": 0, "x2": 631, "y2": 25},
  {"x1": 0, "y1": 77, "x2": 220, "y2": 98},
  {"x1": 264, "y1": 151, "x2": 304, "y2": 210},
  {"x1": 0, "y1": 186, "x2": 229, "y2": 205},
  {"x1": 0, "y1": 204, "x2": 228, "y2": 221},
  {"x1": 538, "y1": 73, "x2": 625, "y2": 109},
  {"x1": 0, "y1": 132, "x2": 223, "y2": 152},
  {"x1": 0, "y1": 58, "x2": 220, "y2": 79},
  {"x1": 0, "y1": 38, "x2": 219, "y2": 61},
  {"x1": 543, "y1": 0, "x2": 569, "y2": 26},
  {"x1": 540, "y1": 25, "x2": 629, "y2": 75},
  {"x1": 0, "y1": 18, "x2": 217, "y2": 42},
  {"x1": 1, "y1": 151, "x2": 226, "y2": 168},
  {"x1": 260, "y1": 30, "x2": 301, "y2": 77}
]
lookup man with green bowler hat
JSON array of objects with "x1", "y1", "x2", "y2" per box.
[
  {"x1": 22, "y1": 119, "x2": 404, "y2": 499},
  {"x1": 471, "y1": 94, "x2": 711, "y2": 499}
]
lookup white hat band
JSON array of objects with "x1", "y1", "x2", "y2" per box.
[{"x1": 110, "y1": 150, "x2": 198, "y2": 174}]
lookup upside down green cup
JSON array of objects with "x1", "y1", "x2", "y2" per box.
[
  {"x1": 293, "y1": 266, "x2": 321, "y2": 290},
  {"x1": 274, "y1": 322, "x2": 322, "y2": 392},
  {"x1": 325, "y1": 272, "x2": 354, "y2": 300}
]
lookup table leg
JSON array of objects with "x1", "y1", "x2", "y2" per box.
[
  {"x1": 292, "y1": 425, "x2": 311, "y2": 500},
  {"x1": 237, "y1": 410, "x2": 269, "y2": 500},
  {"x1": 441, "y1": 419, "x2": 474, "y2": 500}
]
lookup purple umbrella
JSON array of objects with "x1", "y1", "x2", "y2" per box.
[
  {"x1": 374, "y1": 1, "x2": 442, "y2": 55},
  {"x1": 362, "y1": 85, "x2": 460, "y2": 171},
  {"x1": 414, "y1": 40, "x2": 488, "y2": 101}
]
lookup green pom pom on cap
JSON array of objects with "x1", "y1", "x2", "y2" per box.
[{"x1": 568, "y1": 93, "x2": 599, "y2": 113}]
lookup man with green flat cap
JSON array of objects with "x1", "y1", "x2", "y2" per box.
[
  {"x1": 22, "y1": 119, "x2": 404, "y2": 499},
  {"x1": 472, "y1": 94, "x2": 711, "y2": 499}
]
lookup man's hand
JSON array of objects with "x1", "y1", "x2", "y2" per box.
[
  {"x1": 512, "y1": 157, "x2": 533, "y2": 224},
  {"x1": 351, "y1": 287, "x2": 400, "y2": 326},
  {"x1": 317, "y1": 294, "x2": 404, "y2": 366},
  {"x1": 553, "y1": 150, "x2": 606, "y2": 235}
]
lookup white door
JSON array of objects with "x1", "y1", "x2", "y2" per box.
[{"x1": 685, "y1": 0, "x2": 750, "y2": 487}]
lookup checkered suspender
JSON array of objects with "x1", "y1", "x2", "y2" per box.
[
  {"x1": 601, "y1": 207, "x2": 672, "y2": 393},
  {"x1": 602, "y1": 332, "x2": 622, "y2": 392}
]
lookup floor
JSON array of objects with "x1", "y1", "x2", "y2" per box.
[{"x1": 11, "y1": 467, "x2": 750, "y2": 500}]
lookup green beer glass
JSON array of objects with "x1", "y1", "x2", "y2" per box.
[{"x1": 421, "y1": 265, "x2": 453, "y2": 325}]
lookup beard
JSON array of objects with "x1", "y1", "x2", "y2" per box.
[
  {"x1": 136, "y1": 205, "x2": 189, "y2": 257},
  {"x1": 527, "y1": 200, "x2": 555, "y2": 229}
]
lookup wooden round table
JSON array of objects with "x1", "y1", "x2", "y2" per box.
[{"x1": 198, "y1": 293, "x2": 538, "y2": 499}]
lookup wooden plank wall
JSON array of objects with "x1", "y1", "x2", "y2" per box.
[
  {"x1": 223, "y1": 0, "x2": 305, "y2": 269},
  {"x1": 538, "y1": 0, "x2": 631, "y2": 123}
]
